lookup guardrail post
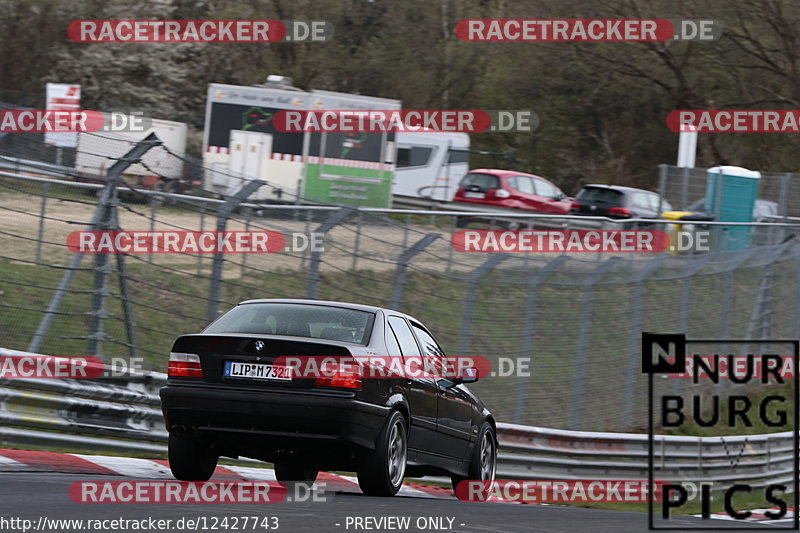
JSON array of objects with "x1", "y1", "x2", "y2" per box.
[
  {"x1": 390, "y1": 233, "x2": 441, "y2": 309},
  {"x1": 514, "y1": 255, "x2": 570, "y2": 424},
  {"x1": 29, "y1": 133, "x2": 161, "y2": 356},
  {"x1": 306, "y1": 207, "x2": 356, "y2": 299},
  {"x1": 207, "y1": 180, "x2": 265, "y2": 322},
  {"x1": 570, "y1": 257, "x2": 621, "y2": 430},
  {"x1": 457, "y1": 254, "x2": 509, "y2": 356}
]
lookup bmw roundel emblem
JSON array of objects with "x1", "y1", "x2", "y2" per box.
[{"x1": 254, "y1": 341, "x2": 265, "y2": 352}]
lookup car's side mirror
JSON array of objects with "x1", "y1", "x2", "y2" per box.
[{"x1": 436, "y1": 367, "x2": 479, "y2": 389}]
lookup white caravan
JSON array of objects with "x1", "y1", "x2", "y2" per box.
[{"x1": 392, "y1": 130, "x2": 470, "y2": 202}]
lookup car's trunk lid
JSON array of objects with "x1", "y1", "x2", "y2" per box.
[{"x1": 172, "y1": 334, "x2": 354, "y2": 390}]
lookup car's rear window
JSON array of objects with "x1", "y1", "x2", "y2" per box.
[
  {"x1": 576, "y1": 187, "x2": 625, "y2": 205},
  {"x1": 460, "y1": 172, "x2": 500, "y2": 192},
  {"x1": 204, "y1": 303, "x2": 374, "y2": 345}
]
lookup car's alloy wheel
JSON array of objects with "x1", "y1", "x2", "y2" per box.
[
  {"x1": 450, "y1": 422, "x2": 497, "y2": 493},
  {"x1": 357, "y1": 411, "x2": 407, "y2": 496},
  {"x1": 168, "y1": 434, "x2": 218, "y2": 481},
  {"x1": 387, "y1": 417, "x2": 408, "y2": 487},
  {"x1": 478, "y1": 428, "x2": 496, "y2": 481}
]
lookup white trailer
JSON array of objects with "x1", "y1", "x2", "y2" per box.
[
  {"x1": 75, "y1": 114, "x2": 188, "y2": 185},
  {"x1": 392, "y1": 130, "x2": 470, "y2": 202},
  {"x1": 203, "y1": 79, "x2": 482, "y2": 206}
]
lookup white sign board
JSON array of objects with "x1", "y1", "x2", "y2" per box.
[{"x1": 45, "y1": 83, "x2": 81, "y2": 148}]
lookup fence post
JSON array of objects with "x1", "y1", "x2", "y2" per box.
[
  {"x1": 351, "y1": 210, "x2": 363, "y2": 271},
  {"x1": 390, "y1": 233, "x2": 441, "y2": 309},
  {"x1": 241, "y1": 214, "x2": 251, "y2": 277},
  {"x1": 657, "y1": 164, "x2": 668, "y2": 214},
  {"x1": 197, "y1": 202, "x2": 206, "y2": 275},
  {"x1": 34, "y1": 183, "x2": 49, "y2": 265},
  {"x1": 779, "y1": 173, "x2": 791, "y2": 218},
  {"x1": 681, "y1": 166, "x2": 690, "y2": 210},
  {"x1": 306, "y1": 208, "x2": 356, "y2": 299},
  {"x1": 457, "y1": 254, "x2": 508, "y2": 356},
  {"x1": 207, "y1": 180, "x2": 265, "y2": 322},
  {"x1": 670, "y1": 253, "x2": 714, "y2": 395},
  {"x1": 148, "y1": 195, "x2": 158, "y2": 264},
  {"x1": 622, "y1": 254, "x2": 668, "y2": 426},
  {"x1": 570, "y1": 257, "x2": 621, "y2": 430},
  {"x1": 110, "y1": 208, "x2": 138, "y2": 360},
  {"x1": 29, "y1": 133, "x2": 161, "y2": 355},
  {"x1": 513, "y1": 255, "x2": 569, "y2": 424}
]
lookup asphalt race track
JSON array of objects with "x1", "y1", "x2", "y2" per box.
[{"x1": 1, "y1": 472, "x2": 768, "y2": 533}]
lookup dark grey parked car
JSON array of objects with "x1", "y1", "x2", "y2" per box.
[{"x1": 570, "y1": 184, "x2": 673, "y2": 220}]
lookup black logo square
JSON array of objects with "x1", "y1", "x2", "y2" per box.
[{"x1": 642, "y1": 332, "x2": 686, "y2": 374}]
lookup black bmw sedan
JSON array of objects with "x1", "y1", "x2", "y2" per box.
[{"x1": 160, "y1": 299, "x2": 496, "y2": 496}]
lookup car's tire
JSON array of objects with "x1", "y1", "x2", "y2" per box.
[
  {"x1": 274, "y1": 462, "x2": 319, "y2": 484},
  {"x1": 168, "y1": 434, "x2": 218, "y2": 481},
  {"x1": 451, "y1": 422, "x2": 497, "y2": 493},
  {"x1": 357, "y1": 410, "x2": 407, "y2": 496}
]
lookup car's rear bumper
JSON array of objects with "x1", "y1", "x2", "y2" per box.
[{"x1": 160, "y1": 382, "x2": 389, "y2": 455}]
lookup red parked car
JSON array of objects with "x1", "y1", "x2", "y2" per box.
[{"x1": 453, "y1": 169, "x2": 571, "y2": 215}]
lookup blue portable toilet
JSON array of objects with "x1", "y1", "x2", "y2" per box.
[{"x1": 706, "y1": 166, "x2": 761, "y2": 251}]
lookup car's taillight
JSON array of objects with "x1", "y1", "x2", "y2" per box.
[
  {"x1": 168, "y1": 352, "x2": 203, "y2": 378},
  {"x1": 570, "y1": 201, "x2": 581, "y2": 211},
  {"x1": 608, "y1": 207, "x2": 631, "y2": 217},
  {"x1": 313, "y1": 360, "x2": 362, "y2": 389},
  {"x1": 314, "y1": 374, "x2": 362, "y2": 389}
]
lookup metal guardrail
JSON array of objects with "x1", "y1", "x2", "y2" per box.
[
  {"x1": 0, "y1": 347, "x2": 167, "y2": 454},
  {"x1": 5, "y1": 166, "x2": 800, "y2": 228},
  {"x1": 0, "y1": 347, "x2": 793, "y2": 489},
  {"x1": 496, "y1": 423, "x2": 795, "y2": 489}
]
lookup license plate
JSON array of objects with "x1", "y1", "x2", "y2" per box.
[
  {"x1": 464, "y1": 191, "x2": 485, "y2": 199},
  {"x1": 224, "y1": 361, "x2": 292, "y2": 381}
]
